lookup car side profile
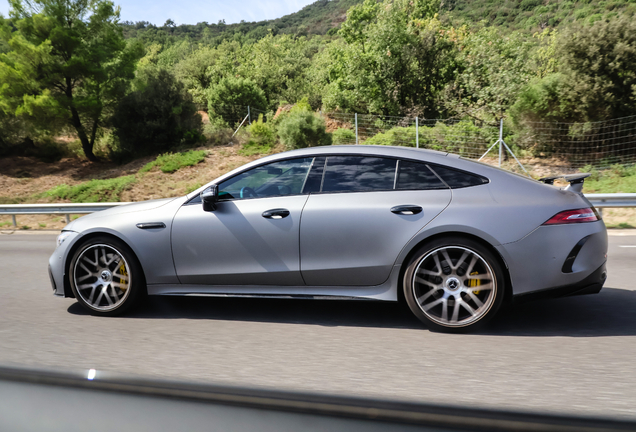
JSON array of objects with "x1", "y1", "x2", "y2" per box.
[{"x1": 48, "y1": 145, "x2": 607, "y2": 331}]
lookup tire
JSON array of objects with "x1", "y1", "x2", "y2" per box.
[
  {"x1": 69, "y1": 236, "x2": 146, "y2": 316},
  {"x1": 403, "y1": 236, "x2": 504, "y2": 332}
]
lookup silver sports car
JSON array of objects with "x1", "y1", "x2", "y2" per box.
[{"x1": 48, "y1": 145, "x2": 607, "y2": 331}]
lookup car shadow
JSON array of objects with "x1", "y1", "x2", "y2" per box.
[
  {"x1": 67, "y1": 287, "x2": 636, "y2": 336},
  {"x1": 482, "y1": 287, "x2": 636, "y2": 337}
]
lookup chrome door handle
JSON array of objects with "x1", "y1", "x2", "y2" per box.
[
  {"x1": 390, "y1": 205, "x2": 423, "y2": 215},
  {"x1": 262, "y1": 208, "x2": 290, "y2": 219}
]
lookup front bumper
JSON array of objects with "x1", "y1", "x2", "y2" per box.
[{"x1": 48, "y1": 231, "x2": 81, "y2": 297}]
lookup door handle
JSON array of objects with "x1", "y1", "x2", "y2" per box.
[
  {"x1": 391, "y1": 205, "x2": 423, "y2": 215},
  {"x1": 262, "y1": 208, "x2": 290, "y2": 219}
]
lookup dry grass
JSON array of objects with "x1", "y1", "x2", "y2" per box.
[{"x1": 0, "y1": 143, "x2": 634, "y2": 231}]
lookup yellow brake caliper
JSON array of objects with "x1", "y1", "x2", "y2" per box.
[
  {"x1": 117, "y1": 263, "x2": 129, "y2": 292},
  {"x1": 469, "y1": 271, "x2": 480, "y2": 295}
]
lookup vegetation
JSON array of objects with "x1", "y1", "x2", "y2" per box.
[
  {"x1": 277, "y1": 108, "x2": 332, "y2": 150},
  {"x1": 44, "y1": 176, "x2": 137, "y2": 202},
  {"x1": 111, "y1": 69, "x2": 203, "y2": 157},
  {"x1": 1, "y1": 0, "x2": 636, "y2": 167},
  {"x1": 140, "y1": 150, "x2": 207, "y2": 174},
  {"x1": 0, "y1": 0, "x2": 142, "y2": 161},
  {"x1": 581, "y1": 164, "x2": 636, "y2": 194}
]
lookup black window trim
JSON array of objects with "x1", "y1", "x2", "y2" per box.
[{"x1": 184, "y1": 153, "x2": 490, "y2": 205}]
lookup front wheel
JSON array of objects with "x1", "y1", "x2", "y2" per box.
[
  {"x1": 69, "y1": 236, "x2": 145, "y2": 316},
  {"x1": 403, "y1": 237, "x2": 505, "y2": 332}
]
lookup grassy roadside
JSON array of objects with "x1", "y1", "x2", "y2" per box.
[{"x1": 0, "y1": 147, "x2": 635, "y2": 230}]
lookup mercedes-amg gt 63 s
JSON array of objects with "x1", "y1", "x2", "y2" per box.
[{"x1": 48, "y1": 145, "x2": 607, "y2": 331}]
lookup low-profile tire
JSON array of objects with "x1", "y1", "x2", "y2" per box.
[
  {"x1": 69, "y1": 236, "x2": 145, "y2": 316},
  {"x1": 403, "y1": 236, "x2": 505, "y2": 333}
]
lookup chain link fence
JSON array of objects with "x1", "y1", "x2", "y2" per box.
[{"x1": 204, "y1": 105, "x2": 636, "y2": 173}]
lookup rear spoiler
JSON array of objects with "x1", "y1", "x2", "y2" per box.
[{"x1": 539, "y1": 173, "x2": 591, "y2": 194}]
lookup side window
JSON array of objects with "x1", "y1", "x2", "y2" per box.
[
  {"x1": 397, "y1": 160, "x2": 447, "y2": 190},
  {"x1": 321, "y1": 156, "x2": 397, "y2": 193},
  {"x1": 218, "y1": 157, "x2": 314, "y2": 200},
  {"x1": 429, "y1": 164, "x2": 488, "y2": 189}
]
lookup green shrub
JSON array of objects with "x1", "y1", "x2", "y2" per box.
[
  {"x1": 364, "y1": 121, "x2": 495, "y2": 155},
  {"x1": 239, "y1": 141, "x2": 274, "y2": 156},
  {"x1": 247, "y1": 114, "x2": 276, "y2": 147},
  {"x1": 332, "y1": 128, "x2": 356, "y2": 145},
  {"x1": 44, "y1": 176, "x2": 137, "y2": 203},
  {"x1": 207, "y1": 77, "x2": 267, "y2": 126},
  {"x1": 111, "y1": 69, "x2": 203, "y2": 157},
  {"x1": 140, "y1": 150, "x2": 207, "y2": 174},
  {"x1": 277, "y1": 111, "x2": 332, "y2": 150}
]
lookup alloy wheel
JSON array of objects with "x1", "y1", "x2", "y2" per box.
[
  {"x1": 73, "y1": 244, "x2": 131, "y2": 312},
  {"x1": 411, "y1": 246, "x2": 497, "y2": 327}
]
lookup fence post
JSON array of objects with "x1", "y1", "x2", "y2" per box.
[
  {"x1": 248, "y1": 106, "x2": 251, "y2": 125},
  {"x1": 65, "y1": 214, "x2": 71, "y2": 223},
  {"x1": 498, "y1": 118, "x2": 503, "y2": 168},
  {"x1": 355, "y1": 113, "x2": 359, "y2": 145},
  {"x1": 11, "y1": 215, "x2": 16, "y2": 227},
  {"x1": 416, "y1": 117, "x2": 419, "y2": 149}
]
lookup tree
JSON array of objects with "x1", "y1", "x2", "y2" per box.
[
  {"x1": 111, "y1": 68, "x2": 202, "y2": 156},
  {"x1": 442, "y1": 27, "x2": 534, "y2": 123},
  {"x1": 206, "y1": 76, "x2": 266, "y2": 126},
  {"x1": 0, "y1": 0, "x2": 142, "y2": 161},
  {"x1": 320, "y1": 0, "x2": 458, "y2": 117},
  {"x1": 512, "y1": 16, "x2": 636, "y2": 124}
]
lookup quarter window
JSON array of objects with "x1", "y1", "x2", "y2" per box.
[
  {"x1": 321, "y1": 156, "x2": 397, "y2": 193},
  {"x1": 429, "y1": 164, "x2": 488, "y2": 188}
]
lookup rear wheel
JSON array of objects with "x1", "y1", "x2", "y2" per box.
[
  {"x1": 69, "y1": 236, "x2": 145, "y2": 316},
  {"x1": 403, "y1": 237, "x2": 504, "y2": 332}
]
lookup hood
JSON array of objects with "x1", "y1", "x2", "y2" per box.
[{"x1": 63, "y1": 197, "x2": 180, "y2": 231}]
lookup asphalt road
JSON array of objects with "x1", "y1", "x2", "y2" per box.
[{"x1": 1, "y1": 231, "x2": 636, "y2": 420}]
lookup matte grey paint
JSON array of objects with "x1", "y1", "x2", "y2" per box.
[
  {"x1": 49, "y1": 145, "x2": 607, "y2": 302},
  {"x1": 299, "y1": 189, "x2": 450, "y2": 286},
  {"x1": 172, "y1": 195, "x2": 308, "y2": 286}
]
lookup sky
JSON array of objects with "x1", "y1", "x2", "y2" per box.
[{"x1": 0, "y1": 0, "x2": 318, "y2": 25}]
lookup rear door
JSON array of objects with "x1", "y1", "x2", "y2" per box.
[{"x1": 299, "y1": 156, "x2": 452, "y2": 286}]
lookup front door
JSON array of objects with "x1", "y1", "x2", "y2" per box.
[{"x1": 172, "y1": 157, "x2": 315, "y2": 286}]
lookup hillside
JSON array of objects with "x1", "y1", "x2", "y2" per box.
[
  {"x1": 445, "y1": 0, "x2": 636, "y2": 31},
  {"x1": 120, "y1": 0, "x2": 636, "y2": 46},
  {"x1": 120, "y1": 0, "x2": 363, "y2": 44}
]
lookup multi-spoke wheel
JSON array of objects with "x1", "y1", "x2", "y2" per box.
[
  {"x1": 70, "y1": 237, "x2": 145, "y2": 316},
  {"x1": 403, "y1": 237, "x2": 504, "y2": 332}
]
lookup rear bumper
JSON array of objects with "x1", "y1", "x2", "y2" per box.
[
  {"x1": 512, "y1": 261, "x2": 607, "y2": 304},
  {"x1": 497, "y1": 221, "x2": 607, "y2": 296}
]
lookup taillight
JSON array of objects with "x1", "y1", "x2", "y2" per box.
[{"x1": 543, "y1": 207, "x2": 600, "y2": 225}]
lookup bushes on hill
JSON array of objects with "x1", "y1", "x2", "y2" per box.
[
  {"x1": 207, "y1": 77, "x2": 267, "y2": 127},
  {"x1": 111, "y1": 69, "x2": 203, "y2": 157},
  {"x1": 277, "y1": 110, "x2": 332, "y2": 150}
]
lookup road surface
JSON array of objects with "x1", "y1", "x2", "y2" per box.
[{"x1": 1, "y1": 231, "x2": 635, "y2": 419}]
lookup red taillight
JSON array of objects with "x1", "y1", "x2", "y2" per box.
[{"x1": 543, "y1": 207, "x2": 600, "y2": 225}]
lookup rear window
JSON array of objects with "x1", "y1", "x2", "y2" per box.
[
  {"x1": 322, "y1": 156, "x2": 397, "y2": 193},
  {"x1": 429, "y1": 164, "x2": 488, "y2": 189},
  {"x1": 397, "y1": 160, "x2": 447, "y2": 190}
]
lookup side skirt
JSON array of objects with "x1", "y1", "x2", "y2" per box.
[{"x1": 147, "y1": 264, "x2": 403, "y2": 302}]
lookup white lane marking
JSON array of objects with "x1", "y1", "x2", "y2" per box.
[{"x1": 618, "y1": 245, "x2": 636, "y2": 248}]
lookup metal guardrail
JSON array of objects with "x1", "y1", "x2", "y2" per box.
[
  {"x1": 585, "y1": 193, "x2": 636, "y2": 208},
  {"x1": 0, "y1": 202, "x2": 129, "y2": 227},
  {"x1": 0, "y1": 195, "x2": 634, "y2": 228}
]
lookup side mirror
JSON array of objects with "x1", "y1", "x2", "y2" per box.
[{"x1": 201, "y1": 185, "x2": 218, "y2": 212}]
